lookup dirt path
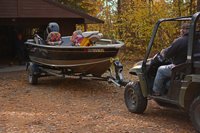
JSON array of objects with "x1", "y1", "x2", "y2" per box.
[{"x1": 0, "y1": 68, "x2": 197, "y2": 133}]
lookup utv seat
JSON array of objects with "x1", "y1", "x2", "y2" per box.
[
  {"x1": 171, "y1": 53, "x2": 200, "y2": 79},
  {"x1": 194, "y1": 53, "x2": 200, "y2": 61}
]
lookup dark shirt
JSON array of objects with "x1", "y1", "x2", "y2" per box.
[
  {"x1": 161, "y1": 33, "x2": 200, "y2": 65},
  {"x1": 15, "y1": 38, "x2": 25, "y2": 50}
]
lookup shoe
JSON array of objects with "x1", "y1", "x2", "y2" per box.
[
  {"x1": 152, "y1": 91, "x2": 161, "y2": 96},
  {"x1": 162, "y1": 87, "x2": 168, "y2": 95}
]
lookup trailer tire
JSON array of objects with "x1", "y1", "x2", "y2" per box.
[
  {"x1": 27, "y1": 66, "x2": 38, "y2": 85},
  {"x1": 124, "y1": 81, "x2": 147, "y2": 114},
  {"x1": 190, "y1": 95, "x2": 200, "y2": 132}
]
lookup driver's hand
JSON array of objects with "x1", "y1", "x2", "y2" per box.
[{"x1": 160, "y1": 49, "x2": 165, "y2": 56}]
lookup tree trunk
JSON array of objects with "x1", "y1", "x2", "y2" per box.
[
  {"x1": 198, "y1": 0, "x2": 200, "y2": 12},
  {"x1": 118, "y1": 0, "x2": 122, "y2": 39},
  {"x1": 190, "y1": 0, "x2": 193, "y2": 15},
  {"x1": 178, "y1": 0, "x2": 181, "y2": 16}
]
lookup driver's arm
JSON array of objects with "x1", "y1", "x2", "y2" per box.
[
  {"x1": 160, "y1": 49, "x2": 165, "y2": 55},
  {"x1": 160, "y1": 39, "x2": 180, "y2": 59}
]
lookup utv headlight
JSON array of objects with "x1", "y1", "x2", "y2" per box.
[{"x1": 133, "y1": 63, "x2": 138, "y2": 67}]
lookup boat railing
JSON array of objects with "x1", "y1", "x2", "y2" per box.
[{"x1": 26, "y1": 36, "x2": 124, "y2": 47}]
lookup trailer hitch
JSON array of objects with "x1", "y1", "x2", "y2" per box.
[{"x1": 108, "y1": 58, "x2": 129, "y2": 87}]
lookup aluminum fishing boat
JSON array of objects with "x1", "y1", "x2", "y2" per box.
[
  {"x1": 25, "y1": 36, "x2": 124, "y2": 76},
  {"x1": 25, "y1": 22, "x2": 127, "y2": 86}
]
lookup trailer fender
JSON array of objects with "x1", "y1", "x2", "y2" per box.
[
  {"x1": 179, "y1": 74, "x2": 200, "y2": 107},
  {"x1": 26, "y1": 62, "x2": 41, "y2": 75}
]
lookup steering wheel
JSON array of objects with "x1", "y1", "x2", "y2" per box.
[
  {"x1": 153, "y1": 52, "x2": 166, "y2": 64},
  {"x1": 152, "y1": 52, "x2": 173, "y2": 65}
]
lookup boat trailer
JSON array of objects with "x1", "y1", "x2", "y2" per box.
[{"x1": 26, "y1": 58, "x2": 128, "y2": 87}]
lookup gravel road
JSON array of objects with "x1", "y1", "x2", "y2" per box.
[{"x1": 0, "y1": 65, "x2": 197, "y2": 133}]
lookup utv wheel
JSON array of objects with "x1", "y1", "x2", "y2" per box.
[
  {"x1": 27, "y1": 66, "x2": 38, "y2": 85},
  {"x1": 190, "y1": 96, "x2": 200, "y2": 132},
  {"x1": 124, "y1": 81, "x2": 147, "y2": 114}
]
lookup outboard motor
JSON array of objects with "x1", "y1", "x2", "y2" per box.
[{"x1": 46, "y1": 22, "x2": 62, "y2": 46}]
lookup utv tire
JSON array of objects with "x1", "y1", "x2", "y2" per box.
[
  {"x1": 190, "y1": 96, "x2": 200, "y2": 132},
  {"x1": 124, "y1": 81, "x2": 147, "y2": 114},
  {"x1": 27, "y1": 66, "x2": 38, "y2": 85}
]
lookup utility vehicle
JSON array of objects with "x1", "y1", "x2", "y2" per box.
[{"x1": 124, "y1": 12, "x2": 200, "y2": 132}]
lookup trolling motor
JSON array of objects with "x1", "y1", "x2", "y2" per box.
[{"x1": 108, "y1": 58, "x2": 129, "y2": 87}]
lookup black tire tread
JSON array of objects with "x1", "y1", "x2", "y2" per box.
[
  {"x1": 190, "y1": 95, "x2": 200, "y2": 132},
  {"x1": 124, "y1": 81, "x2": 147, "y2": 114},
  {"x1": 27, "y1": 66, "x2": 38, "y2": 85}
]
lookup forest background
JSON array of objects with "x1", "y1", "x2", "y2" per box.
[{"x1": 56, "y1": 0, "x2": 199, "y2": 60}]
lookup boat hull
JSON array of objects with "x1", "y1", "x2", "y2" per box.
[{"x1": 25, "y1": 41, "x2": 124, "y2": 76}]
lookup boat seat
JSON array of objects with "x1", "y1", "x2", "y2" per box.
[
  {"x1": 70, "y1": 31, "x2": 103, "y2": 46},
  {"x1": 82, "y1": 31, "x2": 99, "y2": 38},
  {"x1": 89, "y1": 35, "x2": 100, "y2": 42},
  {"x1": 89, "y1": 33, "x2": 103, "y2": 46}
]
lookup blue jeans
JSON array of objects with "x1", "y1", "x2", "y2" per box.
[{"x1": 153, "y1": 64, "x2": 175, "y2": 93}]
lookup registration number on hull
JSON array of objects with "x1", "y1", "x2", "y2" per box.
[{"x1": 87, "y1": 49, "x2": 104, "y2": 52}]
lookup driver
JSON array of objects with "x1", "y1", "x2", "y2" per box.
[{"x1": 152, "y1": 23, "x2": 200, "y2": 96}]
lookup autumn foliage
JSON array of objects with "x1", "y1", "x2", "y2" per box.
[{"x1": 58, "y1": 0, "x2": 197, "y2": 55}]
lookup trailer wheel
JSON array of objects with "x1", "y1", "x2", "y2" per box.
[
  {"x1": 190, "y1": 96, "x2": 200, "y2": 132},
  {"x1": 27, "y1": 66, "x2": 38, "y2": 85},
  {"x1": 124, "y1": 81, "x2": 147, "y2": 114}
]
